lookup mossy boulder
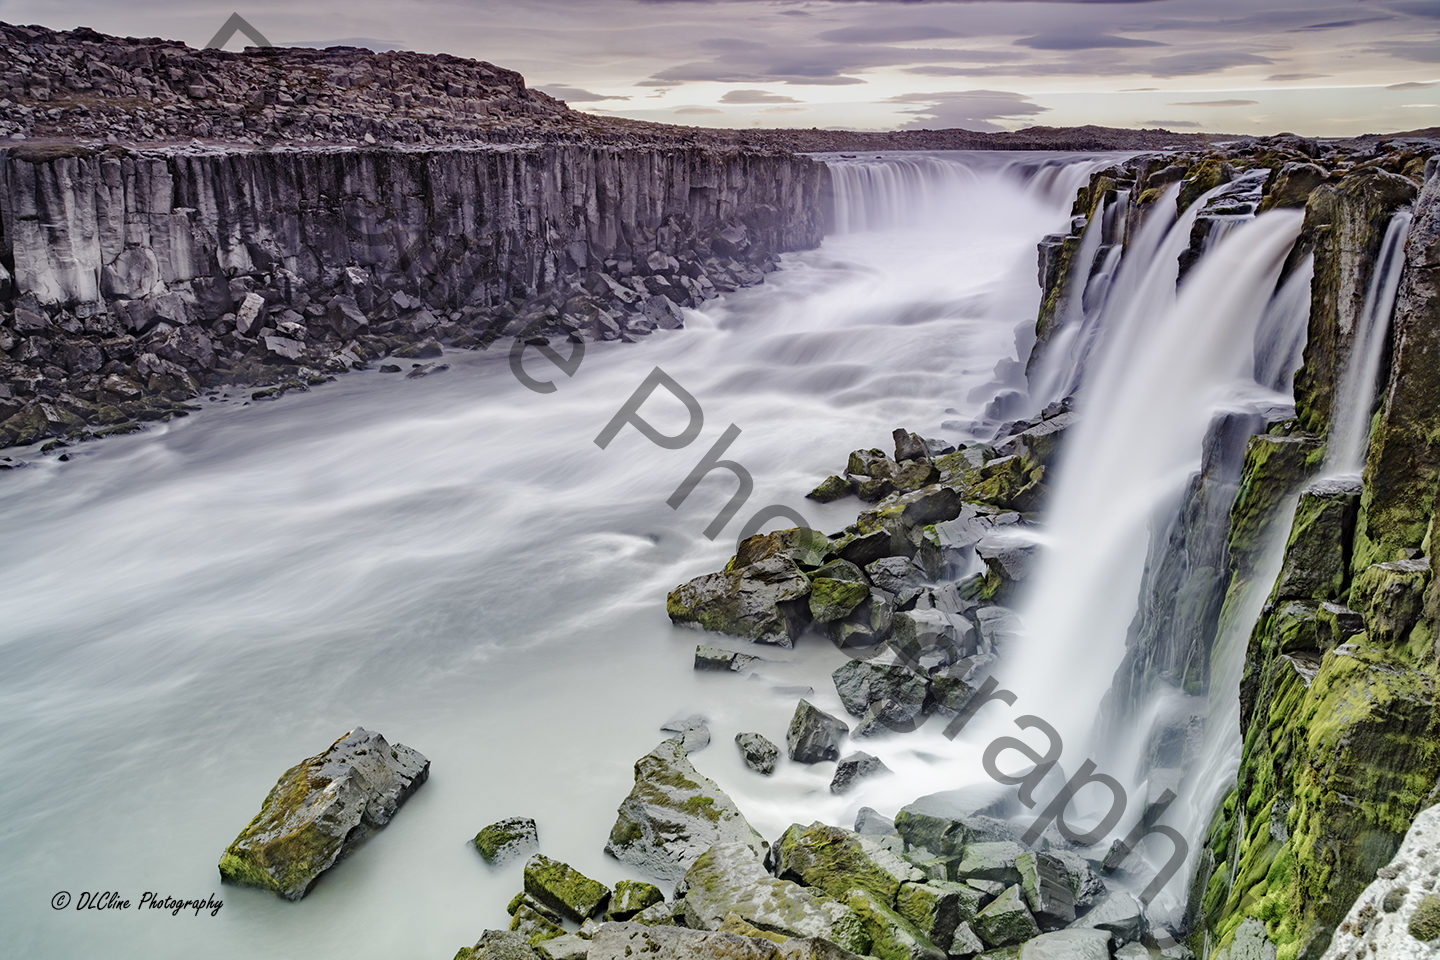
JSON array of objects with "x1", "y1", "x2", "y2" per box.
[
  {"x1": 774, "y1": 822, "x2": 920, "y2": 905},
  {"x1": 474, "y1": 817, "x2": 540, "y2": 865},
  {"x1": 678, "y1": 842, "x2": 870, "y2": 952},
  {"x1": 585, "y1": 922, "x2": 785, "y2": 960},
  {"x1": 894, "y1": 880, "x2": 973, "y2": 949},
  {"x1": 667, "y1": 556, "x2": 811, "y2": 647},
  {"x1": 217, "y1": 727, "x2": 429, "y2": 900},
  {"x1": 605, "y1": 739, "x2": 764, "y2": 881},
  {"x1": 734, "y1": 527, "x2": 833, "y2": 570},
  {"x1": 810, "y1": 578, "x2": 870, "y2": 623},
  {"x1": 1350, "y1": 559, "x2": 1430, "y2": 646},
  {"x1": 808, "y1": 475, "x2": 853, "y2": 503},
  {"x1": 971, "y1": 885, "x2": 1040, "y2": 948},
  {"x1": 1259, "y1": 162, "x2": 1327, "y2": 212},
  {"x1": 844, "y1": 886, "x2": 947, "y2": 960},
  {"x1": 453, "y1": 930, "x2": 543, "y2": 960},
  {"x1": 606, "y1": 879, "x2": 664, "y2": 921},
  {"x1": 1228, "y1": 433, "x2": 1325, "y2": 580},
  {"x1": 510, "y1": 900, "x2": 567, "y2": 944},
  {"x1": 523, "y1": 854, "x2": 610, "y2": 922}
]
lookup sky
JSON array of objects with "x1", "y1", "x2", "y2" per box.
[{"x1": 4, "y1": 0, "x2": 1438, "y2": 136}]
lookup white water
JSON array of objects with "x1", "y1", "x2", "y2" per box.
[
  {"x1": 1327, "y1": 211, "x2": 1413, "y2": 473},
  {"x1": 0, "y1": 152, "x2": 1105, "y2": 960},
  {"x1": 985, "y1": 208, "x2": 1306, "y2": 912}
]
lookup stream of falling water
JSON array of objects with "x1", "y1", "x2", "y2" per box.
[{"x1": 0, "y1": 151, "x2": 1113, "y2": 960}]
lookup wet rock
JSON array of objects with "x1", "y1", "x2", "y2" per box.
[
  {"x1": 895, "y1": 880, "x2": 972, "y2": 949},
  {"x1": 1350, "y1": 558, "x2": 1429, "y2": 645},
  {"x1": 810, "y1": 576, "x2": 870, "y2": 623},
  {"x1": 667, "y1": 556, "x2": 811, "y2": 647},
  {"x1": 775, "y1": 821, "x2": 919, "y2": 904},
  {"x1": 892, "y1": 608, "x2": 978, "y2": 668},
  {"x1": 1320, "y1": 803, "x2": 1440, "y2": 959},
  {"x1": 734, "y1": 527, "x2": 832, "y2": 570},
  {"x1": 1017, "y1": 928, "x2": 1112, "y2": 960},
  {"x1": 1272, "y1": 476, "x2": 1361, "y2": 602},
  {"x1": 678, "y1": 842, "x2": 869, "y2": 952},
  {"x1": 832, "y1": 659, "x2": 931, "y2": 735},
  {"x1": 971, "y1": 885, "x2": 1040, "y2": 948},
  {"x1": 511, "y1": 899, "x2": 567, "y2": 944},
  {"x1": 844, "y1": 886, "x2": 948, "y2": 960},
  {"x1": 808, "y1": 474, "x2": 853, "y2": 503},
  {"x1": 523, "y1": 854, "x2": 610, "y2": 922},
  {"x1": 948, "y1": 921, "x2": 985, "y2": 957},
  {"x1": 735, "y1": 732, "x2": 779, "y2": 775},
  {"x1": 830, "y1": 592, "x2": 897, "y2": 650},
  {"x1": 660, "y1": 714, "x2": 711, "y2": 753},
  {"x1": 1016, "y1": 851, "x2": 1076, "y2": 930},
  {"x1": 606, "y1": 879, "x2": 664, "y2": 921},
  {"x1": 474, "y1": 817, "x2": 540, "y2": 865},
  {"x1": 787, "y1": 699, "x2": 848, "y2": 763},
  {"x1": 217, "y1": 727, "x2": 429, "y2": 900},
  {"x1": 865, "y1": 557, "x2": 928, "y2": 604},
  {"x1": 1068, "y1": 891, "x2": 1147, "y2": 945},
  {"x1": 894, "y1": 428, "x2": 929, "y2": 462},
  {"x1": 830, "y1": 751, "x2": 892, "y2": 794},
  {"x1": 454, "y1": 930, "x2": 543, "y2": 960},
  {"x1": 695, "y1": 644, "x2": 761, "y2": 672},
  {"x1": 955, "y1": 842, "x2": 1026, "y2": 886},
  {"x1": 586, "y1": 922, "x2": 784, "y2": 960},
  {"x1": 854, "y1": 807, "x2": 896, "y2": 835},
  {"x1": 605, "y1": 739, "x2": 764, "y2": 880}
]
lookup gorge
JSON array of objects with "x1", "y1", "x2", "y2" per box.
[{"x1": 2, "y1": 20, "x2": 1440, "y2": 960}]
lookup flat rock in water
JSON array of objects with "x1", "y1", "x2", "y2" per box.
[
  {"x1": 605, "y1": 738, "x2": 764, "y2": 880},
  {"x1": 217, "y1": 727, "x2": 428, "y2": 900}
]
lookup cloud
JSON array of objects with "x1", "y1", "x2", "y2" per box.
[
  {"x1": 673, "y1": 106, "x2": 724, "y2": 115},
  {"x1": 1289, "y1": 17, "x2": 1394, "y2": 31},
  {"x1": 886, "y1": 89, "x2": 1049, "y2": 132},
  {"x1": 1169, "y1": 98, "x2": 1261, "y2": 106},
  {"x1": 1267, "y1": 72, "x2": 1329, "y2": 81},
  {"x1": 537, "y1": 84, "x2": 630, "y2": 102},
  {"x1": 1016, "y1": 33, "x2": 1166, "y2": 50},
  {"x1": 1367, "y1": 40, "x2": 1440, "y2": 63},
  {"x1": 1388, "y1": 80, "x2": 1437, "y2": 89},
  {"x1": 1147, "y1": 50, "x2": 1275, "y2": 77},
  {"x1": 762, "y1": 105, "x2": 809, "y2": 113},
  {"x1": 817, "y1": 25, "x2": 962, "y2": 43},
  {"x1": 1140, "y1": 119, "x2": 1204, "y2": 128},
  {"x1": 719, "y1": 89, "x2": 802, "y2": 103}
]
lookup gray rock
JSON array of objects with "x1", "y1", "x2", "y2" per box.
[
  {"x1": 854, "y1": 806, "x2": 896, "y2": 835},
  {"x1": 894, "y1": 427, "x2": 930, "y2": 462},
  {"x1": 667, "y1": 556, "x2": 811, "y2": 647},
  {"x1": 1018, "y1": 928, "x2": 1113, "y2": 960},
  {"x1": 586, "y1": 922, "x2": 783, "y2": 960},
  {"x1": 660, "y1": 713, "x2": 711, "y2": 753},
  {"x1": 535, "y1": 934, "x2": 590, "y2": 960},
  {"x1": 678, "y1": 842, "x2": 869, "y2": 952},
  {"x1": 1068, "y1": 892, "x2": 1147, "y2": 946},
  {"x1": 217, "y1": 727, "x2": 429, "y2": 900},
  {"x1": 830, "y1": 751, "x2": 892, "y2": 794},
  {"x1": 605, "y1": 739, "x2": 764, "y2": 880},
  {"x1": 787, "y1": 699, "x2": 848, "y2": 763},
  {"x1": 606, "y1": 879, "x2": 664, "y2": 921},
  {"x1": 735, "y1": 732, "x2": 780, "y2": 775},
  {"x1": 972, "y1": 884, "x2": 1041, "y2": 947},
  {"x1": 454, "y1": 930, "x2": 543, "y2": 960},
  {"x1": 955, "y1": 841, "x2": 1027, "y2": 885},
  {"x1": 473, "y1": 816, "x2": 539, "y2": 865},
  {"x1": 695, "y1": 644, "x2": 760, "y2": 672},
  {"x1": 948, "y1": 921, "x2": 985, "y2": 957},
  {"x1": 832, "y1": 659, "x2": 930, "y2": 731},
  {"x1": 1016, "y1": 850, "x2": 1077, "y2": 930}
]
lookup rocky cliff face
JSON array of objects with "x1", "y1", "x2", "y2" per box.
[
  {"x1": 1030, "y1": 140, "x2": 1440, "y2": 960},
  {"x1": 0, "y1": 142, "x2": 830, "y2": 447}
]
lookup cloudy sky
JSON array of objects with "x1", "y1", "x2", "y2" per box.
[{"x1": 6, "y1": 0, "x2": 1438, "y2": 135}]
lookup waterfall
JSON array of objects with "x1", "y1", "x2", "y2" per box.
[
  {"x1": 1327, "y1": 211, "x2": 1413, "y2": 473},
  {"x1": 826, "y1": 152, "x2": 1108, "y2": 233},
  {"x1": 1254, "y1": 255, "x2": 1314, "y2": 393},
  {"x1": 992, "y1": 209, "x2": 1304, "y2": 896}
]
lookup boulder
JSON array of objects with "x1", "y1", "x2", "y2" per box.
[
  {"x1": 811, "y1": 577, "x2": 871, "y2": 623},
  {"x1": 523, "y1": 854, "x2": 610, "y2": 922},
  {"x1": 667, "y1": 556, "x2": 811, "y2": 646},
  {"x1": 1272, "y1": 476, "x2": 1361, "y2": 602},
  {"x1": 1350, "y1": 558, "x2": 1430, "y2": 645},
  {"x1": 734, "y1": 527, "x2": 832, "y2": 569},
  {"x1": 511, "y1": 900, "x2": 567, "y2": 943},
  {"x1": 736, "y1": 732, "x2": 780, "y2": 775},
  {"x1": 474, "y1": 817, "x2": 540, "y2": 865},
  {"x1": 454, "y1": 930, "x2": 543, "y2": 960},
  {"x1": 678, "y1": 842, "x2": 869, "y2": 952},
  {"x1": 586, "y1": 922, "x2": 783, "y2": 960},
  {"x1": 844, "y1": 886, "x2": 947, "y2": 960},
  {"x1": 1017, "y1": 928, "x2": 1113, "y2": 960},
  {"x1": 787, "y1": 700, "x2": 848, "y2": 763},
  {"x1": 894, "y1": 428, "x2": 929, "y2": 462},
  {"x1": 1068, "y1": 892, "x2": 1146, "y2": 945},
  {"x1": 854, "y1": 807, "x2": 896, "y2": 835},
  {"x1": 955, "y1": 842, "x2": 1026, "y2": 886},
  {"x1": 536, "y1": 934, "x2": 590, "y2": 960},
  {"x1": 1016, "y1": 851, "x2": 1077, "y2": 930},
  {"x1": 606, "y1": 879, "x2": 664, "y2": 921},
  {"x1": 830, "y1": 752, "x2": 892, "y2": 794},
  {"x1": 808, "y1": 475, "x2": 853, "y2": 503},
  {"x1": 832, "y1": 660, "x2": 930, "y2": 732},
  {"x1": 948, "y1": 921, "x2": 985, "y2": 957},
  {"x1": 894, "y1": 880, "x2": 971, "y2": 949},
  {"x1": 971, "y1": 885, "x2": 1041, "y2": 948},
  {"x1": 605, "y1": 739, "x2": 764, "y2": 880},
  {"x1": 217, "y1": 727, "x2": 429, "y2": 900},
  {"x1": 774, "y1": 821, "x2": 920, "y2": 904}
]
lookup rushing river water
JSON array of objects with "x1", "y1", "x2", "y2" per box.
[{"x1": 0, "y1": 152, "x2": 1112, "y2": 959}]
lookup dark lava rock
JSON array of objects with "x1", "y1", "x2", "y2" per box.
[
  {"x1": 786, "y1": 699, "x2": 848, "y2": 763},
  {"x1": 830, "y1": 751, "x2": 892, "y2": 794}
]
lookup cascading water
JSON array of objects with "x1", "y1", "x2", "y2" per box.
[
  {"x1": 1327, "y1": 210, "x2": 1414, "y2": 473},
  {"x1": 0, "y1": 151, "x2": 1111, "y2": 960}
]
